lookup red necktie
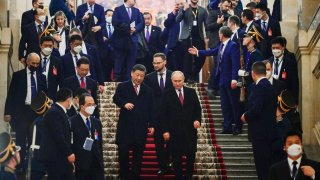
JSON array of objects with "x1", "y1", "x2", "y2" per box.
[
  {"x1": 178, "y1": 89, "x2": 183, "y2": 105},
  {"x1": 134, "y1": 84, "x2": 138, "y2": 95},
  {"x1": 80, "y1": 77, "x2": 86, "y2": 88}
]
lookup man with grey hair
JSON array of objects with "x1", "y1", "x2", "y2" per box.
[
  {"x1": 161, "y1": 71, "x2": 201, "y2": 179},
  {"x1": 4, "y1": 52, "x2": 47, "y2": 174}
]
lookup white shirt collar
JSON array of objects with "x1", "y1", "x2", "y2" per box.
[
  {"x1": 262, "y1": 16, "x2": 269, "y2": 23},
  {"x1": 124, "y1": 3, "x2": 131, "y2": 8},
  {"x1": 246, "y1": 21, "x2": 253, "y2": 32},
  {"x1": 232, "y1": 27, "x2": 239, "y2": 33},
  {"x1": 79, "y1": 112, "x2": 90, "y2": 121},
  {"x1": 287, "y1": 156, "x2": 302, "y2": 176},
  {"x1": 175, "y1": 87, "x2": 184, "y2": 95},
  {"x1": 222, "y1": 38, "x2": 230, "y2": 46},
  {"x1": 256, "y1": 77, "x2": 266, "y2": 84},
  {"x1": 56, "y1": 102, "x2": 67, "y2": 113}
]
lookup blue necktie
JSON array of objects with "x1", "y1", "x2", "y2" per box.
[
  {"x1": 30, "y1": 71, "x2": 37, "y2": 99},
  {"x1": 86, "y1": 118, "x2": 91, "y2": 132},
  {"x1": 274, "y1": 58, "x2": 279, "y2": 75},
  {"x1": 74, "y1": 55, "x2": 79, "y2": 62},
  {"x1": 159, "y1": 73, "x2": 164, "y2": 91},
  {"x1": 108, "y1": 24, "x2": 112, "y2": 38},
  {"x1": 42, "y1": 57, "x2": 47, "y2": 73},
  {"x1": 217, "y1": 43, "x2": 224, "y2": 74},
  {"x1": 262, "y1": 22, "x2": 267, "y2": 32},
  {"x1": 292, "y1": 161, "x2": 297, "y2": 179}
]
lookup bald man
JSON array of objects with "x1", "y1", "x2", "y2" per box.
[
  {"x1": 4, "y1": 52, "x2": 47, "y2": 173},
  {"x1": 161, "y1": 71, "x2": 202, "y2": 179}
]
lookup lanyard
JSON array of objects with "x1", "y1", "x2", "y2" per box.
[{"x1": 192, "y1": 8, "x2": 198, "y2": 20}]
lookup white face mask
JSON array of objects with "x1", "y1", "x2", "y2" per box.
[
  {"x1": 85, "y1": 106, "x2": 96, "y2": 115},
  {"x1": 67, "y1": 99, "x2": 73, "y2": 110},
  {"x1": 42, "y1": 47, "x2": 52, "y2": 56},
  {"x1": 73, "y1": 45, "x2": 82, "y2": 54},
  {"x1": 38, "y1": 15, "x2": 46, "y2": 23},
  {"x1": 272, "y1": 49, "x2": 283, "y2": 58},
  {"x1": 106, "y1": 16, "x2": 112, "y2": 23},
  {"x1": 287, "y1": 144, "x2": 302, "y2": 157},
  {"x1": 255, "y1": 13, "x2": 262, "y2": 20},
  {"x1": 266, "y1": 70, "x2": 272, "y2": 79}
]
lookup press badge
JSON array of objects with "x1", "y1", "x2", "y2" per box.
[
  {"x1": 193, "y1": 20, "x2": 197, "y2": 26},
  {"x1": 83, "y1": 137, "x2": 94, "y2": 151}
]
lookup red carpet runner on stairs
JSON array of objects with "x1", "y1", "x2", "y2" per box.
[{"x1": 100, "y1": 83, "x2": 227, "y2": 179}]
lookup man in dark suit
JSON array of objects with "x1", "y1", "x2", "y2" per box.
[
  {"x1": 111, "y1": 0, "x2": 144, "y2": 81},
  {"x1": 39, "y1": 36, "x2": 64, "y2": 101},
  {"x1": 189, "y1": 26, "x2": 242, "y2": 135},
  {"x1": 255, "y1": 2, "x2": 282, "y2": 58},
  {"x1": 68, "y1": 88, "x2": 88, "y2": 118},
  {"x1": 75, "y1": 0, "x2": 106, "y2": 46},
  {"x1": 176, "y1": 0, "x2": 208, "y2": 82},
  {"x1": 269, "y1": 130, "x2": 320, "y2": 180},
  {"x1": 144, "y1": 53, "x2": 173, "y2": 175},
  {"x1": 21, "y1": 0, "x2": 45, "y2": 33},
  {"x1": 102, "y1": 9, "x2": 115, "y2": 81},
  {"x1": 39, "y1": 88, "x2": 75, "y2": 180},
  {"x1": 161, "y1": 71, "x2": 201, "y2": 179},
  {"x1": 62, "y1": 57, "x2": 98, "y2": 117},
  {"x1": 4, "y1": 53, "x2": 47, "y2": 173},
  {"x1": 19, "y1": 8, "x2": 47, "y2": 65},
  {"x1": 141, "y1": 12, "x2": 164, "y2": 73},
  {"x1": 269, "y1": 37, "x2": 299, "y2": 105},
  {"x1": 228, "y1": 15, "x2": 246, "y2": 44},
  {"x1": 241, "y1": 61, "x2": 278, "y2": 180},
  {"x1": 264, "y1": 60, "x2": 287, "y2": 96},
  {"x1": 70, "y1": 93, "x2": 104, "y2": 180},
  {"x1": 113, "y1": 64, "x2": 154, "y2": 179}
]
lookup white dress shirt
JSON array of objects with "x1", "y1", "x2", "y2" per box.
[
  {"x1": 261, "y1": 17, "x2": 269, "y2": 31},
  {"x1": 132, "y1": 82, "x2": 140, "y2": 94},
  {"x1": 245, "y1": 21, "x2": 253, "y2": 32},
  {"x1": 145, "y1": 25, "x2": 152, "y2": 36},
  {"x1": 58, "y1": 27, "x2": 67, "y2": 56},
  {"x1": 230, "y1": 27, "x2": 239, "y2": 40},
  {"x1": 87, "y1": 3, "x2": 95, "y2": 13},
  {"x1": 272, "y1": 55, "x2": 284, "y2": 80},
  {"x1": 288, "y1": 156, "x2": 302, "y2": 179},
  {"x1": 40, "y1": 54, "x2": 51, "y2": 79},
  {"x1": 25, "y1": 68, "x2": 38, "y2": 105},
  {"x1": 175, "y1": 87, "x2": 184, "y2": 97},
  {"x1": 157, "y1": 69, "x2": 167, "y2": 86},
  {"x1": 81, "y1": 43, "x2": 88, "y2": 55}
]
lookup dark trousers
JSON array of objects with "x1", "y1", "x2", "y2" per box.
[
  {"x1": 154, "y1": 127, "x2": 170, "y2": 171},
  {"x1": 207, "y1": 56, "x2": 219, "y2": 91},
  {"x1": 219, "y1": 86, "x2": 242, "y2": 132},
  {"x1": 11, "y1": 106, "x2": 38, "y2": 170},
  {"x1": 114, "y1": 43, "x2": 138, "y2": 81},
  {"x1": 180, "y1": 38, "x2": 205, "y2": 81},
  {"x1": 251, "y1": 139, "x2": 274, "y2": 180},
  {"x1": 173, "y1": 151, "x2": 195, "y2": 179},
  {"x1": 136, "y1": 51, "x2": 154, "y2": 74},
  {"x1": 166, "y1": 43, "x2": 184, "y2": 71},
  {"x1": 118, "y1": 144, "x2": 144, "y2": 179},
  {"x1": 100, "y1": 46, "x2": 115, "y2": 82},
  {"x1": 75, "y1": 157, "x2": 104, "y2": 180},
  {"x1": 45, "y1": 161, "x2": 74, "y2": 180}
]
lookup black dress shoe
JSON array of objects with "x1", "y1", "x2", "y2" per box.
[
  {"x1": 217, "y1": 130, "x2": 233, "y2": 134},
  {"x1": 157, "y1": 169, "x2": 166, "y2": 176},
  {"x1": 233, "y1": 130, "x2": 242, "y2": 135}
]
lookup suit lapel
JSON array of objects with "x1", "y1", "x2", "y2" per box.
[
  {"x1": 165, "y1": 71, "x2": 171, "y2": 89},
  {"x1": 78, "y1": 114, "x2": 91, "y2": 137},
  {"x1": 121, "y1": 5, "x2": 131, "y2": 21}
]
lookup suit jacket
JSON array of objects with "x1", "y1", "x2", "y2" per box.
[
  {"x1": 161, "y1": 86, "x2": 202, "y2": 154},
  {"x1": 19, "y1": 22, "x2": 41, "y2": 59},
  {"x1": 21, "y1": 9, "x2": 48, "y2": 33},
  {"x1": 111, "y1": 5, "x2": 144, "y2": 49},
  {"x1": 49, "y1": 0, "x2": 75, "y2": 21},
  {"x1": 245, "y1": 21, "x2": 268, "y2": 58},
  {"x1": 113, "y1": 81, "x2": 154, "y2": 146},
  {"x1": 70, "y1": 114, "x2": 103, "y2": 171},
  {"x1": 244, "y1": 78, "x2": 278, "y2": 141},
  {"x1": 39, "y1": 55, "x2": 64, "y2": 101},
  {"x1": 176, "y1": 5, "x2": 208, "y2": 40},
  {"x1": 62, "y1": 75, "x2": 98, "y2": 104},
  {"x1": 231, "y1": 28, "x2": 246, "y2": 43},
  {"x1": 269, "y1": 55, "x2": 299, "y2": 104},
  {"x1": 4, "y1": 69, "x2": 47, "y2": 119},
  {"x1": 75, "y1": 3, "x2": 106, "y2": 45},
  {"x1": 144, "y1": 25, "x2": 164, "y2": 53},
  {"x1": 163, "y1": 12, "x2": 180, "y2": 49},
  {"x1": 269, "y1": 158, "x2": 320, "y2": 180},
  {"x1": 61, "y1": 52, "x2": 98, "y2": 81},
  {"x1": 198, "y1": 40, "x2": 240, "y2": 87},
  {"x1": 206, "y1": 9, "x2": 226, "y2": 48},
  {"x1": 67, "y1": 105, "x2": 78, "y2": 118},
  {"x1": 39, "y1": 104, "x2": 73, "y2": 163},
  {"x1": 271, "y1": 78, "x2": 287, "y2": 96},
  {"x1": 144, "y1": 70, "x2": 173, "y2": 127}
]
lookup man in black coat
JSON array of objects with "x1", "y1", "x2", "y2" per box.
[
  {"x1": 264, "y1": 60, "x2": 287, "y2": 96},
  {"x1": 70, "y1": 93, "x2": 104, "y2": 180},
  {"x1": 39, "y1": 36, "x2": 64, "y2": 101},
  {"x1": 241, "y1": 61, "x2": 278, "y2": 180},
  {"x1": 4, "y1": 53, "x2": 47, "y2": 173},
  {"x1": 21, "y1": 0, "x2": 45, "y2": 33},
  {"x1": 144, "y1": 53, "x2": 173, "y2": 175},
  {"x1": 39, "y1": 88, "x2": 75, "y2": 180},
  {"x1": 113, "y1": 64, "x2": 154, "y2": 179},
  {"x1": 269, "y1": 130, "x2": 320, "y2": 180},
  {"x1": 161, "y1": 71, "x2": 202, "y2": 179},
  {"x1": 67, "y1": 88, "x2": 88, "y2": 118}
]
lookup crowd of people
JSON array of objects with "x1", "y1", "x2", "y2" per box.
[{"x1": 1, "y1": 0, "x2": 320, "y2": 179}]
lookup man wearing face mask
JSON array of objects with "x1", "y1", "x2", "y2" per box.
[
  {"x1": 269, "y1": 130, "x2": 320, "y2": 180},
  {"x1": 263, "y1": 60, "x2": 287, "y2": 96},
  {"x1": 39, "y1": 88, "x2": 75, "y2": 180},
  {"x1": 39, "y1": 36, "x2": 64, "y2": 101},
  {"x1": 241, "y1": 61, "x2": 278, "y2": 180},
  {"x1": 19, "y1": 8, "x2": 48, "y2": 66},
  {"x1": 269, "y1": 36, "x2": 299, "y2": 105},
  {"x1": 255, "y1": 2, "x2": 281, "y2": 58},
  {"x1": 67, "y1": 88, "x2": 89, "y2": 117},
  {"x1": 21, "y1": 0, "x2": 47, "y2": 33},
  {"x1": 4, "y1": 53, "x2": 47, "y2": 175},
  {"x1": 70, "y1": 93, "x2": 104, "y2": 180}
]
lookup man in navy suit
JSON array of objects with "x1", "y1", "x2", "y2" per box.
[
  {"x1": 111, "y1": 0, "x2": 144, "y2": 81},
  {"x1": 21, "y1": 0, "x2": 45, "y2": 33},
  {"x1": 255, "y1": 2, "x2": 282, "y2": 58},
  {"x1": 189, "y1": 26, "x2": 242, "y2": 135},
  {"x1": 241, "y1": 61, "x2": 278, "y2": 180},
  {"x1": 39, "y1": 88, "x2": 75, "y2": 180},
  {"x1": 4, "y1": 53, "x2": 47, "y2": 173},
  {"x1": 144, "y1": 53, "x2": 173, "y2": 175},
  {"x1": 70, "y1": 93, "x2": 104, "y2": 180},
  {"x1": 269, "y1": 37, "x2": 299, "y2": 105},
  {"x1": 39, "y1": 36, "x2": 64, "y2": 101},
  {"x1": 269, "y1": 130, "x2": 320, "y2": 180},
  {"x1": 19, "y1": 8, "x2": 47, "y2": 65},
  {"x1": 228, "y1": 15, "x2": 246, "y2": 44},
  {"x1": 75, "y1": 0, "x2": 106, "y2": 46},
  {"x1": 141, "y1": 12, "x2": 164, "y2": 73},
  {"x1": 113, "y1": 64, "x2": 154, "y2": 179}
]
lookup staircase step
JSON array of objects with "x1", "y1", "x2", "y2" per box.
[
  {"x1": 216, "y1": 139, "x2": 251, "y2": 146},
  {"x1": 226, "y1": 163, "x2": 256, "y2": 170},
  {"x1": 219, "y1": 145, "x2": 253, "y2": 152},
  {"x1": 227, "y1": 169, "x2": 257, "y2": 176},
  {"x1": 223, "y1": 157, "x2": 255, "y2": 164},
  {"x1": 228, "y1": 176, "x2": 258, "y2": 180},
  {"x1": 221, "y1": 152, "x2": 253, "y2": 157}
]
